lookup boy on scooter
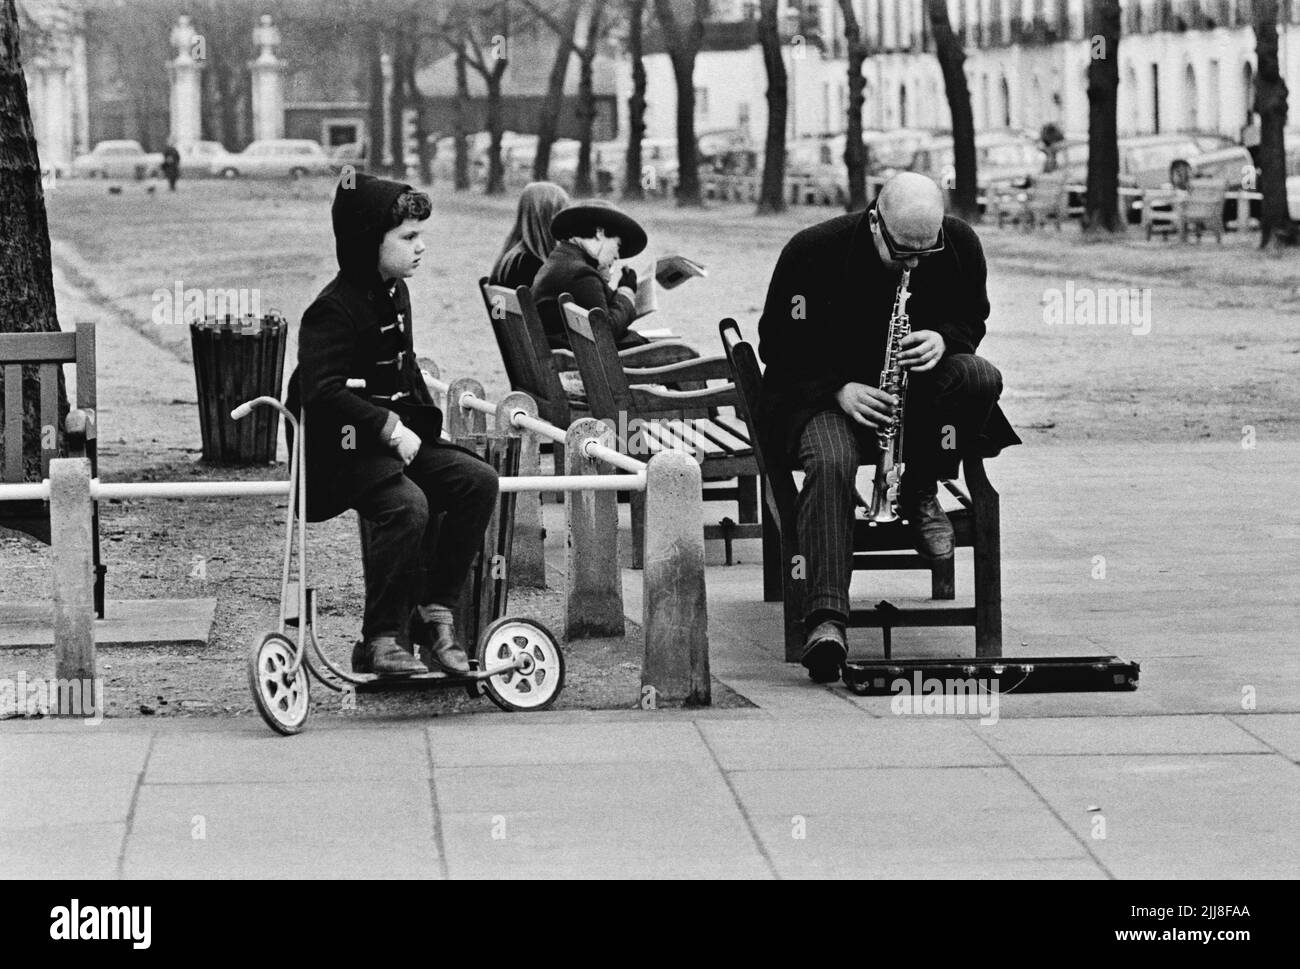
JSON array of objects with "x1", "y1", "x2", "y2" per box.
[{"x1": 285, "y1": 174, "x2": 498, "y2": 676}]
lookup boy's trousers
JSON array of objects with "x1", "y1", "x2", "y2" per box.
[{"x1": 354, "y1": 444, "x2": 499, "y2": 642}]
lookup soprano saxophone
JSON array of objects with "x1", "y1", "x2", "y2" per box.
[{"x1": 865, "y1": 266, "x2": 911, "y2": 525}]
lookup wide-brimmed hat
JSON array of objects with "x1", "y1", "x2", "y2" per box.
[{"x1": 550, "y1": 200, "x2": 647, "y2": 257}]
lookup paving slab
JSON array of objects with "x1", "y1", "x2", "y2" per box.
[
  {"x1": 145, "y1": 725, "x2": 429, "y2": 783},
  {"x1": 698, "y1": 718, "x2": 1001, "y2": 771},
  {"x1": 0, "y1": 731, "x2": 151, "y2": 777},
  {"x1": 1007, "y1": 753, "x2": 1300, "y2": 879},
  {"x1": 123, "y1": 779, "x2": 439, "y2": 879},
  {"x1": 426, "y1": 720, "x2": 714, "y2": 767},
  {"x1": 0, "y1": 823, "x2": 126, "y2": 879},
  {"x1": 0, "y1": 774, "x2": 139, "y2": 829},
  {"x1": 1229, "y1": 713, "x2": 1300, "y2": 762},
  {"x1": 0, "y1": 599, "x2": 217, "y2": 649},
  {"x1": 433, "y1": 761, "x2": 738, "y2": 814},
  {"x1": 977, "y1": 715, "x2": 1269, "y2": 755}
]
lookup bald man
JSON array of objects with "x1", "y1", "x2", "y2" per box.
[{"x1": 756, "y1": 172, "x2": 1021, "y2": 683}]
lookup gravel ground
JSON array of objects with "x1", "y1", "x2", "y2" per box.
[{"x1": 4, "y1": 175, "x2": 1298, "y2": 721}]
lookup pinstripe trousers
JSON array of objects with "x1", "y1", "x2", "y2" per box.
[{"x1": 794, "y1": 353, "x2": 1003, "y2": 629}]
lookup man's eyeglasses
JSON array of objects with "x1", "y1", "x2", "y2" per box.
[{"x1": 871, "y1": 207, "x2": 945, "y2": 261}]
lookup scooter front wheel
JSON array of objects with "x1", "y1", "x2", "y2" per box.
[
  {"x1": 476, "y1": 618, "x2": 564, "y2": 712},
  {"x1": 248, "y1": 631, "x2": 311, "y2": 735}
]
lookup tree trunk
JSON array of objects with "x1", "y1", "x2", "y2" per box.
[
  {"x1": 389, "y1": 28, "x2": 410, "y2": 181},
  {"x1": 652, "y1": 0, "x2": 707, "y2": 207},
  {"x1": 368, "y1": 22, "x2": 387, "y2": 176},
  {"x1": 403, "y1": 48, "x2": 432, "y2": 185},
  {"x1": 837, "y1": 0, "x2": 868, "y2": 212},
  {"x1": 1253, "y1": 0, "x2": 1292, "y2": 248},
  {"x1": 485, "y1": 71, "x2": 506, "y2": 194},
  {"x1": 453, "y1": 44, "x2": 470, "y2": 191},
  {"x1": 574, "y1": 5, "x2": 603, "y2": 196},
  {"x1": 1083, "y1": 0, "x2": 1122, "y2": 234},
  {"x1": 623, "y1": 0, "x2": 647, "y2": 200},
  {"x1": 929, "y1": 0, "x2": 978, "y2": 220},
  {"x1": 757, "y1": 0, "x2": 787, "y2": 214},
  {"x1": 533, "y1": 0, "x2": 581, "y2": 181},
  {"x1": 0, "y1": 0, "x2": 67, "y2": 479}
]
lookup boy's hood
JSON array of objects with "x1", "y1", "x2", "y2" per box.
[{"x1": 332, "y1": 173, "x2": 414, "y2": 286}]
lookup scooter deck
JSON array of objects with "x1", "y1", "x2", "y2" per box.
[{"x1": 350, "y1": 666, "x2": 498, "y2": 693}]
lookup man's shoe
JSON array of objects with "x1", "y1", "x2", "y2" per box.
[
  {"x1": 359, "y1": 636, "x2": 427, "y2": 676},
  {"x1": 800, "y1": 621, "x2": 847, "y2": 684},
  {"x1": 411, "y1": 609, "x2": 471, "y2": 675},
  {"x1": 902, "y1": 492, "x2": 954, "y2": 561}
]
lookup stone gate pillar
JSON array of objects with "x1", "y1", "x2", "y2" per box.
[{"x1": 249, "y1": 15, "x2": 285, "y2": 142}]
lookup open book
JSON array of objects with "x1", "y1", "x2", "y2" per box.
[{"x1": 627, "y1": 254, "x2": 708, "y2": 318}]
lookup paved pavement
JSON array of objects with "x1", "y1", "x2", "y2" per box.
[{"x1": 2, "y1": 267, "x2": 1297, "y2": 879}]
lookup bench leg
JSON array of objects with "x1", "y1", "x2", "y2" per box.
[
  {"x1": 630, "y1": 488, "x2": 646, "y2": 570},
  {"x1": 966, "y1": 458, "x2": 1003, "y2": 658},
  {"x1": 761, "y1": 503, "x2": 782, "y2": 603},
  {"x1": 737, "y1": 473, "x2": 758, "y2": 524},
  {"x1": 92, "y1": 501, "x2": 105, "y2": 619},
  {"x1": 930, "y1": 552, "x2": 955, "y2": 600}
]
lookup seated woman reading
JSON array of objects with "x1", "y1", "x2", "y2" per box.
[{"x1": 489, "y1": 181, "x2": 569, "y2": 289}]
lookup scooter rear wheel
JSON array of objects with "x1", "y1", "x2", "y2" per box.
[
  {"x1": 476, "y1": 618, "x2": 564, "y2": 712},
  {"x1": 248, "y1": 631, "x2": 311, "y2": 735}
]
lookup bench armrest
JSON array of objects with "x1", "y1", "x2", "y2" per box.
[
  {"x1": 626, "y1": 382, "x2": 739, "y2": 413},
  {"x1": 622, "y1": 354, "x2": 733, "y2": 383}
]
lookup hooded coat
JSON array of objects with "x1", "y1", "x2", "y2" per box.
[{"x1": 285, "y1": 174, "x2": 444, "y2": 522}]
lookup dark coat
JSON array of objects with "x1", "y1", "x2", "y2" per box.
[
  {"x1": 285, "y1": 174, "x2": 444, "y2": 522},
  {"x1": 530, "y1": 240, "x2": 638, "y2": 349},
  {"x1": 489, "y1": 243, "x2": 543, "y2": 290},
  {"x1": 756, "y1": 206, "x2": 1021, "y2": 468}
]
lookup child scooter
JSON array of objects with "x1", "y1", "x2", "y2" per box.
[{"x1": 231, "y1": 391, "x2": 564, "y2": 736}]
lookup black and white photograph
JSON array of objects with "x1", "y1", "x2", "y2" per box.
[{"x1": 0, "y1": 0, "x2": 1294, "y2": 911}]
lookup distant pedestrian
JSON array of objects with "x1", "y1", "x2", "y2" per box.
[
  {"x1": 489, "y1": 181, "x2": 570, "y2": 289},
  {"x1": 161, "y1": 145, "x2": 181, "y2": 191}
]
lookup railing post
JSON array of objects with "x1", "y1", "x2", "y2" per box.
[
  {"x1": 497, "y1": 391, "x2": 545, "y2": 588},
  {"x1": 641, "y1": 449, "x2": 710, "y2": 707},
  {"x1": 445, "y1": 376, "x2": 486, "y2": 439},
  {"x1": 564, "y1": 417, "x2": 624, "y2": 639},
  {"x1": 49, "y1": 458, "x2": 97, "y2": 691}
]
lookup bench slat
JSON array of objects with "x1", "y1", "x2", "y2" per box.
[
  {"x1": 0, "y1": 331, "x2": 78, "y2": 363},
  {"x1": 709, "y1": 412, "x2": 753, "y2": 445},
  {"x1": 40, "y1": 363, "x2": 58, "y2": 478},
  {"x1": 3, "y1": 364, "x2": 22, "y2": 482}
]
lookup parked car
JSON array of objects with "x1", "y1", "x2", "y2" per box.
[
  {"x1": 209, "y1": 139, "x2": 333, "y2": 179},
  {"x1": 71, "y1": 140, "x2": 163, "y2": 179},
  {"x1": 328, "y1": 141, "x2": 368, "y2": 176},
  {"x1": 174, "y1": 141, "x2": 228, "y2": 178}
]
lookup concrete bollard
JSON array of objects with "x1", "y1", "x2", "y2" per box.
[
  {"x1": 641, "y1": 449, "x2": 710, "y2": 707},
  {"x1": 496, "y1": 391, "x2": 545, "y2": 588},
  {"x1": 564, "y1": 417, "x2": 623, "y2": 639},
  {"x1": 49, "y1": 458, "x2": 97, "y2": 690},
  {"x1": 445, "y1": 377, "x2": 486, "y2": 439}
]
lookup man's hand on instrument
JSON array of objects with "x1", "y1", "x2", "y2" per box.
[
  {"x1": 899, "y1": 330, "x2": 945, "y2": 372},
  {"x1": 835, "y1": 382, "x2": 897, "y2": 430}
]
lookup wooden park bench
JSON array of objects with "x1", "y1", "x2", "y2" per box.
[
  {"x1": 477, "y1": 278, "x2": 699, "y2": 488},
  {"x1": 719, "y1": 319, "x2": 1003, "y2": 661},
  {"x1": 559, "y1": 294, "x2": 768, "y2": 571},
  {"x1": 0, "y1": 322, "x2": 106, "y2": 617}
]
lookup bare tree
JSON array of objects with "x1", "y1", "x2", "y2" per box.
[
  {"x1": 651, "y1": 0, "x2": 707, "y2": 206},
  {"x1": 836, "y1": 0, "x2": 868, "y2": 212},
  {"x1": 755, "y1": 0, "x2": 786, "y2": 214},
  {"x1": 623, "y1": 0, "x2": 647, "y2": 200},
  {"x1": 522, "y1": 0, "x2": 582, "y2": 181},
  {"x1": 0, "y1": 0, "x2": 68, "y2": 476},
  {"x1": 1083, "y1": 0, "x2": 1122, "y2": 234},
  {"x1": 928, "y1": 0, "x2": 977, "y2": 220},
  {"x1": 1253, "y1": 0, "x2": 1293, "y2": 248}
]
